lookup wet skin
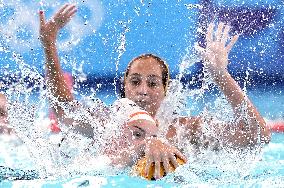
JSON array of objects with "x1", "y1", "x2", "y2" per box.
[
  {"x1": 124, "y1": 57, "x2": 166, "y2": 117},
  {"x1": 40, "y1": 4, "x2": 270, "y2": 180},
  {"x1": 0, "y1": 94, "x2": 12, "y2": 134}
]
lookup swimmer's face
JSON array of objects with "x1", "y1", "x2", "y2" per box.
[
  {"x1": 108, "y1": 119, "x2": 158, "y2": 166},
  {"x1": 120, "y1": 119, "x2": 158, "y2": 152},
  {"x1": 126, "y1": 119, "x2": 158, "y2": 142},
  {"x1": 125, "y1": 57, "x2": 166, "y2": 116}
]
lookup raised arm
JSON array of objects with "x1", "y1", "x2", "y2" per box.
[
  {"x1": 39, "y1": 4, "x2": 76, "y2": 118},
  {"x1": 197, "y1": 22, "x2": 270, "y2": 147},
  {"x1": 39, "y1": 4, "x2": 96, "y2": 138}
]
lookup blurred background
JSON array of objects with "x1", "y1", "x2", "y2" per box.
[{"x1": 0, "y1": 0, "x2": 283, "y2": 118}]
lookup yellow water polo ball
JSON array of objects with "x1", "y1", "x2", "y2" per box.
[{"x1": 133, "y1": 155, "x2": 185, "y2": 180}]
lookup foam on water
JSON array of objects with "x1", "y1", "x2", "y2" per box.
[
  {"x1": 2, "y1": 52, "x2": 267, "y2": 185},
  {"x1": 1, "y1": 97, "x2": 284, "y2": 185}
]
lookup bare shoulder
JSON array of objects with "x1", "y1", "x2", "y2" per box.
[{"x1": 165, "y1": 116, "x2": 203, "y2": 147}]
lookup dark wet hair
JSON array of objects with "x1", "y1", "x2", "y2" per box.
[{"x1": 120, "y1": 54, "x2": 170, "y2": 98}]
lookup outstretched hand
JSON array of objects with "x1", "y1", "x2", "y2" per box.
[
  {"x1": 144, "y1": 137, "x2": 187, "y2": 180},
  {"x1": 39, "y1": 4, "x2": 77, "y2": 46},
  {"x1": 196, "y1": 22, "x2": 239, "y2": 74}
]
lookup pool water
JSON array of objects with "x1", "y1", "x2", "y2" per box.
[
  {"x1": 0, "y1": 0, "x2": 283, "y2": 187},
  {"x1": 0, "y1": 133, "x2": 284, "y2": 187},
  {"x1": 0, "y1": 87, "x2": 283, "y2": 187}
]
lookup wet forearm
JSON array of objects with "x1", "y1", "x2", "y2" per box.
[
  {"x1": 213, "y1": 70, "x2": 246, "y2": 107},
  {"x1": 44, "y1": 42, "x2": 73, "y2": 102},
  {"x1": 212, "y1": 70, "x2": 270, "y2": 144}
]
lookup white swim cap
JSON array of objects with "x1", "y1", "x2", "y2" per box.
[{"x1": 111, "y1": 98, "x2": 156, "y2": 125}]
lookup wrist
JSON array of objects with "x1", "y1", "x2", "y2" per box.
[
  {"x1": 204, "y1": 59, "x2": 229, "y2": 75},
  {"x1": 206, "y1": 65, "x2": 229, "y2": 78},
  {"x1": 41, "y1": 34, "x2": 57, "y2": 47},
  {"x1": 146, "y1": 135, "x2": 169, "y2": 145},
  {"x1": 146, "y1": 135, "x2": 157, "y2": 141},
  {"x1": 42, "y1": 39, "x2": 57, "y2": 48}
]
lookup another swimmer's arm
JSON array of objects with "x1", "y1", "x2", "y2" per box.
[
  {"x1": 197, "y1": 22, "x2": 270, "y2": 146},
  {"x1": 211, "y1": 71, "x2": 270, "y2": 146},
  {"x1": 39, "y1": 5, "x2": 97, "y2": 138},
  {"x1": 169, "y1": 117, "x2": 202, "y2": 146},
  {"x1": 39, "y1": 4, "x2": 77, "y2": 118},
  {"x1": 144, "y1": 137, "x2": 187, "y2": 180}
]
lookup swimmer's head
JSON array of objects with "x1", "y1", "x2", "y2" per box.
[
  {"x1": 112, "y1": 98, "x2": 158, "y2": 142},
  {"x1": 121, "y1": 54, "x2": 170, "y2": 116},
  {"x1": 126, "y1": 110, "x2": 158, "y2": 138},
  {"x1": 109, "y1": 99, "x2": 158, "y2": 161},
  {"x1": 122, "y1": 108, "x2": 158, "y2": 162}
]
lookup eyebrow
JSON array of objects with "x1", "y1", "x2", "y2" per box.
[
  {"x1": 129, "y1": 73, "x2": 162, "y2": 80},
  {"x1": 129, "y1": 73, "x2": 141, "y2": 77},
  {"x1": 132, "y1": 125, "x2": 146, "y2": 133},
  {"x1": 147, "y1": 75, "x2": 162, "y2": 80}
]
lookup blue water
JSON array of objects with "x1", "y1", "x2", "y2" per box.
[
  {"x1": 0, "y1": 1, "x2": 284, "y2": 187},
  {"x1": 0, "y1": 87, "x2": 283, "y2": 187},
  {"x1": 0, "y1": 133, "x2": 283, "y2": 187}
]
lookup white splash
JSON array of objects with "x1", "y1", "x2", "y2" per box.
[{"x1": 0, "y1": 0, "x2": 104, "y2": 52}]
